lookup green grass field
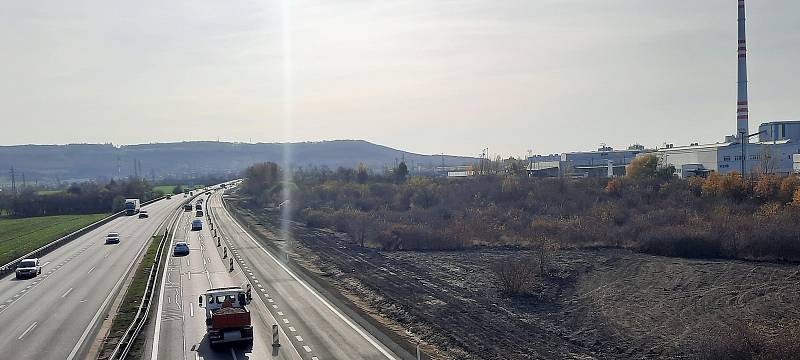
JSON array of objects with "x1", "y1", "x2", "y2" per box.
[
  {"x1": 152, "y1": 185, "x2": 176, "y2": 195},
  {"x1": 152, "y1": 184, "x2": 205, "y2": 195},
  {"x1": 35, "y1": 190, "x2": 65, "y2": 196},
  {"x1": 0, "y1": 214, "x2": 109, "y2": 266}
]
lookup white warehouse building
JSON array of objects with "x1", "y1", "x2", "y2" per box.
[{"x1": 656, "y1": 122, "x2": 800, "y2": 178}]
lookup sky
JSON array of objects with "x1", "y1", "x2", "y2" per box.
[{"x1": 0, "y1": 0, "x2": 798, "y2": 158}]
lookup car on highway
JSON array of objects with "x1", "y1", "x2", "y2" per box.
[
  {"x1": 173, "y1": 242, "x2": 190, "y2": 256},
  {"x1": 138, "y1": 210, "x2": 149, "y2": 219},
  {"x1": 166, "y1": 194, "x2": 172, "y2": 199},
  {"x1": 105, "y1": 232, "x2": 120, "y2": 244},
  {"x1": 191, "y1": 219, "x2": 203, "y2": 231},
  {"x1": 184, "y1": 204, "x2": 193, "y2": 211},
  {"x1": 15, "y1": 258, "x2": 42, "y2": 279},
  {"x1": 196, "y1": 210, "x2": 204, "y2": 217}
]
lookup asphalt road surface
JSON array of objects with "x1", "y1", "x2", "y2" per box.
[
  {"x1": 0, "y1": 196, "x2": 185, "y2": 360},
  {"x1": 150, "y1": 189, "x2": 404, "y2": 360}
]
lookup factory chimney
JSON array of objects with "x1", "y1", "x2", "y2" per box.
[{"x1": 736, "y1": 0, "x2": 749, "y2": 141}]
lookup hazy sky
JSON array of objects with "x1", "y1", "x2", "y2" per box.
[{"x1": 1, "y1": 0, "x2": 798, "y2": 157}]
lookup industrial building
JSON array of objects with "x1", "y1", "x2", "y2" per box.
[
  {"x1": 527, "y1": 145, "x2": 644, "y2": 178},
  {"x1": 657, "y1": 0, "x2": 799, "y2": 178}
]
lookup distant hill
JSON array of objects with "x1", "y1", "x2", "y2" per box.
[{"x1": 0, "y1": 140, "x2": 476, "y2": 184}]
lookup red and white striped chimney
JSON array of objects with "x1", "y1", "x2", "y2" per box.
[{"x1": 737, "y1": 0, "x2": 749, "y2": 140}]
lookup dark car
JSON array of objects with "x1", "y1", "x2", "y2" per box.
[
  {"x1": 191, "y1": 219, "x2": 203, "y2": 231},
  {"x1": 196, "y1": 210, "x2": 204, "y2": 217},
  {"x1": 173, "y1": 242, "x2": 190, "y2": 256}
]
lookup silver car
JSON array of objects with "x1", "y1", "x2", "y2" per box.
[
  {"x1": 106, "y1": 232, "x2": 120, "y2": 244},
  {"x1": 16, "y1": 258, "x2": 42, "y2": 279}
]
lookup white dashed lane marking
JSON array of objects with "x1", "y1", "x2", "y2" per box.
[
  {"x1": 18, "y1": 322, "x2": 37, "y2": 340},
  {"x1": 303, "y1": 346, "x2": 312, "y2": 353}
]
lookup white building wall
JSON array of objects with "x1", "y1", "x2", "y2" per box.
[{"x1": 659, "y1": 142, "x2": 798, "y2": 178}]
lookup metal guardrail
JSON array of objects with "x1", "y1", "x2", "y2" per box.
[
  {"x1": 108, "y1": 208, "x2": 179, "y2": 360},
  {"x1": 0, "y1": 196, "x2": 166, "y2": 278}
]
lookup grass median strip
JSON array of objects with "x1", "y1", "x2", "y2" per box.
[
  {"x1": 0, "y1": 213, "x2": 109, "y2": 266},
  {"x1": 97, "y1": 233, "x2": 165, "y2": 360}
]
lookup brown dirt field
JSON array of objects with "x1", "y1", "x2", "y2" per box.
[{"x1": 227, "y1": 197, "x2": 800, "y2": 360}]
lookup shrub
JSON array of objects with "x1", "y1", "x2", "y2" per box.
[
  {"x1": 604, "y1": 178, "x2": 624, "y2": 196},
  {"x1": 702, "y1": 173, "x2": 723, "y2": 197},
  {"x1": 778, "y1": 175, "x2": 800, "y2": 201},
  {"x1": 638, "y1": 227, "x2": 723, "y2": 259},
  {"x1": 693, "y1": 322, "x2": 800, "y2": 360},
  {"x1": 626, "y1": 155, "x2": 658, "y2": 179},
  {"x1": 491, "y1": 257, "x2": 537, "y2": 296}
]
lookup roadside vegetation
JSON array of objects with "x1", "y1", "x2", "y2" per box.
[
  {"x1": 241, "y1": 158, "x2": 800, "y2": 263},
  {"x1": 235, "y1": 159, "x2": 800, "y2": 359},
  {"x1": 152, "y1": 184, "x2": 204, "y2": 196},
  {"x1": 0, "y1": 178, "x2": 157, "y2": 218},
  {"x1": 0, "y1": 213, "x2": 108, "y2": 265}
]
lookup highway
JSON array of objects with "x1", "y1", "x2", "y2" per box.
[
  {"x1": 150, "y1": 188, "x2": 405, "y2": 360},
  {"x1": 151, "y1": 189, "x2": 302, "y2": 360},
  {"x1": 0, "y1": 195, "x2": 186, "y2": 360}
]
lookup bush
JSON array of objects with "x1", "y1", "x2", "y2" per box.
[
  {"x1": 638, "y1": 227, "x2": 723, "y2": 259},
  {"x1": 491, "y1": 257, "x2": 537, "y2": 296},
  {"x1": 693, "y1": 322, "x2": 800, "y2": 360}
]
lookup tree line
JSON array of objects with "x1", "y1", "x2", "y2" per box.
[
  {"x1": 238, "y1": 157, "x2": 800, "y2": 262},
  {"x1": 0, "y1": 178, "x2": 159, "y2": 218}
]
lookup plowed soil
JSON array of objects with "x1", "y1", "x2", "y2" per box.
[{"x1": 227, "y1": 198, "x2": 800, "y2": 360}]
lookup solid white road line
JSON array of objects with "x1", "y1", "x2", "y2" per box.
[
  {"x1": 61, "y1": 287, "x2": 73, "y2": 298},
  {"x1": 18, "y1": 321, "x2": 37, "y2": 340},
  {"x1": 150, "y1": 213, "x2": 182, "y2": 360},
  {"x1": 225, "y1": 198, "x2": 399, "y2": 360},
  {"x1": 87, "y1": 266, "x2": 96, "y2": 274},
  {"x1": 229, "y1": 348, "x2": 239, "y2": 360}
]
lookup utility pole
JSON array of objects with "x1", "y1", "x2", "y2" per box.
[
  {"x1": 9, "y1": 166, "x2": 16, "y2": 194},
  {"x1": 740, "y1": 131, "x2": 763, "y2": 175}
]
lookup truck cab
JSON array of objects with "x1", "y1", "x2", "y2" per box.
[
  {"x1": 124, "y1": 198, "x2": 141, "y2": 216},
  {"x1": 199, "y1": 287, "x2": 253, "y2": 346}
]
